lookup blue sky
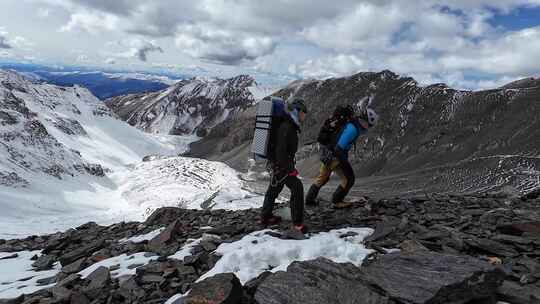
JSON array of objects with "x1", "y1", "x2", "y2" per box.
[
  {"x1": 489, "y1": 6, "x2": 540, "y2": 30},
  {"x1": 0, "y1": 0, "x2": 539, "y2": 89}
]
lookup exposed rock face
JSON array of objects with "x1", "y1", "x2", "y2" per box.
[
  {"x1": 497, "y1": 280, "x2": 540, "y2": 304},
  {"x1": 255, "y1": 258, "x2": 390, "y2": 304},
  {"x1": 256, "y1": 254, "x2": 504, "y2": 304},
  {"x1": 190, "y1": 71, "x2": 540, "y2": 196},
  {"x1": 31, "y1": 254, "x2": 56, "y2": 271},
  {"x1": 360, "y1": 252, "x2": 505, "y2": 303},
  {"x1": 185, "y1": 273, "x2": 243, "y2": 304},
  {"x1": 145, "y1": 207, "x2": 186, "y2": 226},
  {"x1": 146, "y1": 220, "x2": 185, "y2": 256},
  {"x1": 105, "y1": 75, "x2": 263, "y2": 135},
  {"x1": 83, "y1": 266, "x2": 111, "y2": 299}
]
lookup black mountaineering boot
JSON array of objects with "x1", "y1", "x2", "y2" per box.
[
  {"x1": 331, "y1": 186, "x2": 349, "y2": 208},
  {"x1": 305, "y1": 185, "x2": 321, "y2": 206}
]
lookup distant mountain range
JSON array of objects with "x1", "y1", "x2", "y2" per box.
[
  {"x1": 32, "y1": 71, "x2": 174, "y2": 100},
  {"x1": 0, "y1": 63, "x2": 181, "y2": 99}
]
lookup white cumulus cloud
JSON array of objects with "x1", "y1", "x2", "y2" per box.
[
  {"x1": 60, "y1": 11, "x2": 119, "y2": 34},
  {"x1": 175, "y1": 26, "x2": 276, "y2": 65},
  {"x1": 289, "y1": 54, "x2": 367, "y2": 79}
]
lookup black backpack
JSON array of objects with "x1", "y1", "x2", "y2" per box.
[{"x1": 317, "y1": 105, "x2": 354, "y2": 147}]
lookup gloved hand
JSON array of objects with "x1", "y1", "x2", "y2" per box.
[{"x1": 288, "y1": 169, "x2": 299, "y2": 177}]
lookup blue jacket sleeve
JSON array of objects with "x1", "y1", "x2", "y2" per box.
[{"x1": 336, "y1": 123, "x2": 359, "y2": 151}]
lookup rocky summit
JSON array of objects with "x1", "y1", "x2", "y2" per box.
[{"x1": 0, "y1": 192, "x2": 538, "y2": 304}]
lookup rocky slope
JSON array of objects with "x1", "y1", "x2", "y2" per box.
[
  {"x1": 105, "y1": 75, "x2": 270, "y2": 136},
  {"x1": 189, "y1": 70, "x2": 540, "y2": 195},
  {"x1": 0, "y1": 191, "x2": 538, "y2": 303}
]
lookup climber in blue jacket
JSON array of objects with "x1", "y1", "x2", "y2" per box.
[{"x1": 306, "y1": 107, "x2": 379, "y2": 209}]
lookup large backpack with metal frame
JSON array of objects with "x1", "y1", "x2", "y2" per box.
[{"x1": 251, "y1": 96, "x2": 287, "y2": 161}]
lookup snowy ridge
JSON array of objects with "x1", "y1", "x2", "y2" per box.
[
  {"x1": 106, "y1": 75, "x2": 268, "y2": 135},
  {"x1": 0, "y1": 69, "x2": 187, "y2": 184},
  {"x1": 0, "y1": 70, "x2": 264, "y2": 238}
]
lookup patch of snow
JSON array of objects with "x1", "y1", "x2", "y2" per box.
[
  {"x1": 120, "y1": 157, "x2": 264, "y2": 213},
  {"x1": 156, "y1": 85, "x2": 177, "y2": 101},
  {"x1": 198, "y1": 227, "x2": 374, "y2": 284},
  {"x1": 169, "y1": 239, "x2": 200, "y2": 261},
  {"x1": 168, "y1": 234, "x2": 220, "y2": 262},
  {"x1": 383, "y1": 248, "x2": 401, "y2": 254},
  {"x1": 442, "y1": 91, "x2": 470, "y2": 121},
  {"x1": 398, "y1": 95, "x2": 418, "y2": 136},
  {"x1": 78, "y1": 252, "x2": 159, "y2": 279},
  {"x1": 0, "y1": 250, "x2": 61, "y2": 299},
  {"x1": 119, "y1": 228, "x2": 165, "y2": 243}
]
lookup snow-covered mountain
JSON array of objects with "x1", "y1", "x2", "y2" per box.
[
  {"x1": 0, "y1": 70, "x2": 263, "y2": 238},
  {"x1": 105, "y1": 75, "x2": 272, "y2": 136},
  {"x1": 0, "y1": 69, "x2": 182, "y2": 184}
]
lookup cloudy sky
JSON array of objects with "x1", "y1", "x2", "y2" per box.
[{"x1": 1, "y1": 0, "x2": 540, "y2": 88}]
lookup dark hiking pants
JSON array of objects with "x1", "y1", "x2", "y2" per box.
[
  {"x1": 331, "y1": 158, "x2": 355, "y2": 204},
  {"x1": 261, "y1": 175, "x2": 304, "y2": 225},
  {"x1": 307, "y1": 158, "x2": 355, "y2": 205}
]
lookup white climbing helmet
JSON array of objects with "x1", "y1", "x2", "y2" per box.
[{"x1": 366, "y1": 108, "x2": 379, "y2": 127}]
